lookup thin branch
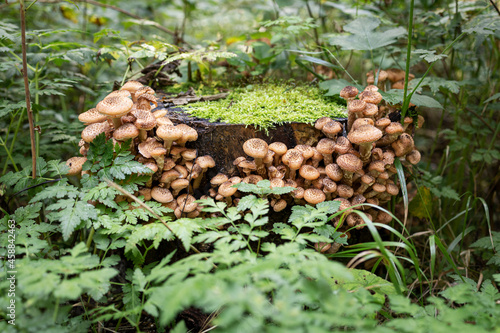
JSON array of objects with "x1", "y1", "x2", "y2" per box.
[
  {"x1": 20, "y1": 0, "x2": 37, "y2": 179},
  {"x1": 104, "y1": 179, "x2": 210, "y2": 259},
  {"x1": 489, "y1": 0, "x2": 500, "y2": 16}
]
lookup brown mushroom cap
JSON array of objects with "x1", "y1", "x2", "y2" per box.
[
  {"x1": 137, "y1": 93, "x2": 158, "y2": 111},
  {"x1": 170, "y1": 178, "x2": 190, "y2": 194},
  {"x1": 325, "y1": 163, "x2": 343, "y2": 182},
  {"x1": 347, "y1": 99, "x2": 366, "y2": 113},
  {"x1": 273, "y1": 199, "x2": 287, "y2": 212},
  {"x1": 406, "y1": 149, "x2": 421, "y2": 165},
  {"x1": 359, "y1": 90, "x2": 383, "y2": 104},
  {"x1": 133, "y1": 109, "x2": 157, "y2": 131},
  {"x1": 299, "y1": 165, "x2": 320, "y2": 181},
  {"x1": 196, "y1": 155, "x2": 215, "y2": 170},
  {"x1": 375, "y1": 118, "x2": 391, "y2": 131},
  {"x1": 78, "y1": 108, "x2": 108, "y2": 125},
  {"x1": 156, "y1": 125, "x2": 183, "y2": 147},
  {"x1": 242, "y1": 174, "x2": 263, "y2": 184},
  {"x1": 175, "y1": 124, "x2": 198, "y2": 145},
  {"x1": 322, "y1": 121, "x2": 343, "y2": 138},
  {"x1": 292, "y1": 186, "x2": 305, "y2": 199},
  {"x1": 270, "y1": 178, "x2": 285, "y2": 188},
  {"x1": 66, "y1": 157, "x2": 87, "y2": 176},
  {"x1": 340, "y1": 86, "x2": 359, "y2": 100},
  {"x1": 364, "y1": 85, "x2": 379, "y2": 92},
  {"x1": 315, "y1": 117, "x2": 333, "y2": 130},
  {"x1": 218, "y1": 181, "x2": 238, "y2": 197},
  {"x1": 282, "y1": 149, "x2": 304, "y2": 171},
  {"x1": 243, "y1": 138, "x2": 269, "y2": 159},
  {"x1": 391, "y1": 133, "x2": 414, "y2": 156},
  {"x1": 82, "y1": 121, "x2": 111, "y2": 143},
  {"x1": 138, "y1": 138, "x2": 163, "y2": 158},
  {"x1": 348, "y1": 125, "x2": 383, "y2": 145},
  {"x1": 120, "y1": 80, "x2": 144, "y2": 98},
  {"x1": 156, "y1": 117, "x2": 173, "y2": 126},
  {"x1": 335, "y1": 136, "x2": 352, "y2": 155},
  {"x1": 211, "y1": 173, "x2": 229, "y2": 187},
  {"x1": 268, "y1": 142, "x2": 288, "y2": 156},
  {"x1": 97, "y1": 96, "x2": 133, "y2": 118},
  {"x1": 151, "y1": 187, "x2": 174, "y2": 203},
  {"x1": 113, "y1": 123, "x2": 140, "y2": 141},
  {"x1": 177, "y1": 194, "x2": 197, "y2": 213},
  {"x1": 337, "y1": 184, "x2": 354, "y2": 198},
  {"x1": 363, "y1": 103, "x2": 379, "y2": 118},
  {"x1": 304, "y1": 188, "x2": 326, "y2": 205},
  {"x1": 160, "y1": 169, "x2": 180, "y2": 185},
  {"x1": 135, "y1": 86, "x2": 155, "y2": 100},
  {"x1": 315, "y1": 138, "x2": 336, "y2": 158},
  {"x1": 336, "y1": 154, "x2": 363, "y2": 173}
]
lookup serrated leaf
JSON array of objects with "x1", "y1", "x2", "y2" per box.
[
  {"x1": 413, "y1": 49, "x2": 448, "y2": 63},
  {"x1": 381, "y1": 89, "x2": 443, "y2": 108},
  {"x1": 329, "y1": 17, "x2": 406, "y2": 51}
]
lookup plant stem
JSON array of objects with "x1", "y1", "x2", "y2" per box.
[
  {"x1": 402, "y1": 0, "x2": 415, "y2": 119},
  {"x1": 19, "y1": 0, "x2": 37, "y2": 179},
  {"x1": 0, "y1": 137, "x2": 19, "y2": 172}
]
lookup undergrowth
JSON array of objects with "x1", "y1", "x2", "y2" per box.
[{"x1": 0, "y1": 0, "x2": 499, "y2": 332}]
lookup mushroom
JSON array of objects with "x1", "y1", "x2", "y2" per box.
[
  {"x1": 243, "y1": 138, "x2": 269, "y2": 178},
  {"x1": 322, "y1": 178, "x2": 337, "y2": 200},
  {"x1": 391, "y1": 133, "x2": 414, "y2": 157},
  {"x1": 96, "y1": 95, "x2": 134, "y2": 129},
  {"x1": 81, "y1": 121, "x2": 111, "y2": 143},
  {"x1": 337, "y1": 184, "x2": 354, "y2": 199},
  {"x1": 143, "y1": 162, "x2": 158, "y2": 187},
  {"x1": 322, "y1": 121, "x2": 343, "y2": 139},
  {"x1": 175, "y1": 124, "x2": 199, "y2": 146},
  {"x1": 405, "y1": 149, "x2": 421, "y2": 165},
  {"x1": 299, "y1": 165, "x2": 320, "y2": 187},
  {"x1": 171, "y1": 178, "x2": 190, "y2": 196},
  {"x1": 335, "y1": 136, "x2": 352, "y2": 155},
  {"x1": 281, "y1": 149, "x2": 304, "y2": 180},
  {"x1": 120, "y1": 80, "x2": 144, "y2": 102},
  {"x1": 156, "y1": 125, "x2": 183, "y2": 154},
  {"x1": 272, "y1": 199, "x2": 287, "y2": 212},
  {"x1": 315, "y1": 138, "x2": 336, "y2": 165},
  {"x1": 132, "y1": 108, "x2": 157, "y2": 141},
  {"x1": 78, "y1": 108, "x2": 108, "y2": 125},
  {"x1": 315, "y1": 117, "x2": 334, "y2": 131},
  {"x1": 356, "y1": 174, "x2": 375, "y2": 194},
  {"x1": 66, "y1": 157, "x2": 87, "y2": 176},
  {"x1": 268, "y1": 142, "x2": 288, "y2": 165},
  {"x1": 218, "y1": 181, "x2": 238, "y2": 206},
  {"x1": 347, "y1": 99, "x2": 366, "y2": 131},
  {"x1": 151, "y1": 187, "x2": 174, "y2": 203},
  {"x1": 376, "y1": 122, "x2": 404, "y2": 147},
  {"x1": 160, "y1": 169, "x2": 180, "y2": 188},
  {"x1": 304, "y1": 188, "x2": 326, "y2": 206},
  {"x1": 336, "y1": 153, "x2": 363, "y2": 186},
  {"x1": 113, "y1": 123, "x2": 140, "y2": 142},
  {"x1": 193, "y1": 155, "x2": 215, "y2": 189},
  {"x1": 339, "y1": 86, "x2": 359, "y2": 102},
  {"x1": 138, "y1": 138, "x2": 166, "y2": 171},
  {"x1": 347, "y1": 124, "x2": 383, "y2": 163},
  {"x1": 325, "y1": 163, "x2": 343, "y2": 182}
]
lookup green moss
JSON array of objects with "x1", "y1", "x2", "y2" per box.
[{"x1": 182, "y1": 83, "x2": 346, "y2": 131}]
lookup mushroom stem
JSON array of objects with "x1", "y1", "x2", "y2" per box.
[
  {"x1": 110, "y1": 117, "x2": 122, "y2": 130},
  {"x1": 139, "y1": 129, "x2": 148, "y2": 142},
  {"x1": 192, "y1": 168, "x2": 207, "y2": 190}
]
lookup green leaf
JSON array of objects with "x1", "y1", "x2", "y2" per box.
[
  {"x1": 329, "y1": 17, "x2": 406, "y2": 51},
  {"x1": 413, "y1": 49, "x2": 448, "y2": 63},
  {"x1": 381, "y1": 89, "x2": 443, "y2": 108}
]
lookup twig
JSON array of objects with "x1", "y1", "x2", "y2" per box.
[
  {"x1": 20, "y1": 0, "x2": 37, "y2": 179},
  {"x1": 104, "y1": 179, "x2": 206, "y2": 256},
  {"x1": 489, "y1": 0, "x2": 500, "y2": 16}
]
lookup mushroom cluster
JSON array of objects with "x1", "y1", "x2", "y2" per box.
[
  {"x1": 206, "y1": 83, "x2": 423, "y2": 232},
  {"x1": 66, "y1": 79, "x2": 423, "y2": 250},
  {"x1": 366, "y1": 68, "x2": 415, "y2": 91},
  {"x1": 67, "y1": 80, "x2": 216, "y2": 219}
]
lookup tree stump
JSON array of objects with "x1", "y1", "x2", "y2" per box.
[{"x1": 162, "y1": 105, "x2": 347, "y2": 179}]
